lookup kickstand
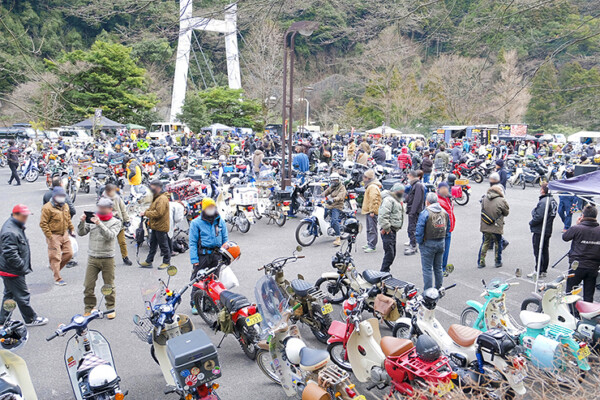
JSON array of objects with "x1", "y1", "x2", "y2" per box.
[{"x1": 216, "y1": 333, "x2": 226, "y2": 349}]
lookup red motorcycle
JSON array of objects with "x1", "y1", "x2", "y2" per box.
[
  {"x1": 192, "y1": 242, "x2": 262, "y2": 360},
  {"x1": 453, "y1": 159, "x2": 484, "y2": 184}
]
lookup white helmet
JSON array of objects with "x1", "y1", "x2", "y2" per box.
[
  {"x1": 88, "y1": 364, "x2": 118, "y2": 388},
  {"x1": 284, "y1": 337, "x2": 306, "y2": 365},
  {"x1": 330, "y1": 173, "x2": 341, "y2": 181}
]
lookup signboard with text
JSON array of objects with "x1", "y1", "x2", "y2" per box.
[{"x1": 498, "y1": 124, "x2": 527, "y2": 139}]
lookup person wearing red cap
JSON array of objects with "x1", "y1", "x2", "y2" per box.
[{"x1": 0, "y1": 205, "x2": 48, "y2": 326}]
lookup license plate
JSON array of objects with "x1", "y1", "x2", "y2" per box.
[
  {"x1": 354, "y1": 396, "x2": 366, "y2": 400},
  {"x1": 435, "y1": 381, "x2": 454, "y2": 396},
  {"x1": 321, "y1": 304, "x2": 333, "y2": 315},
  {"x1": 578, "y1": 345, "x2": 591, "y2": 360},
  {"x1": 246, "y1": 313, "x2": 263, "y2": 326},
  {"x1": 281, "y1": 206, "x2": 290, "y2": 211}
]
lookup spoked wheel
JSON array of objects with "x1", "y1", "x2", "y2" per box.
[
  {"x1": 296, "y1": 221, "x2": 317, "y2": 247},
  {"x1": 236, "y1": 211, "x2": 251, "y2": 233},
  {"x1": 274, "y1": 211, "x2": 286, "y2": 227},
  {"x1": 253, "y1": 207, "x2": 262, "y2": 220},
  {"x1": 460, "y1": 306, "x2": 480, "y2": 328},
  {"x1": 315, "y1": 277, "x2": 349, "y2": 304},
  {"x1": 25, "y1": 170, "x2": 39, "y2": 182},
  {"x1": 392, "y1": 322, "x2": 414, "y2": 341},
  {"x1": 454, "y1": 190, "x2": 469, "y2": 206},
  {"x1": 194, "y1": 291, "x2": 219, "y2": 327},
  {"x1": 310, "y1": 304, "x2": 332, "y2": 344},
  {"x1": 256, "y1": 349, "x2": 281, "y2": 384},
  {"x1": 328, "y1": 342, "x2": 352, "y2": 371},
  {"x1": 521, "y1": 297, "x2": 542, "y2": 313},
  {"x1": 473, "y1": 172, "x2": 483, "y2": 184},
  {"x1": 236, "y1": 319, "x2": 260, "y2": 360}
]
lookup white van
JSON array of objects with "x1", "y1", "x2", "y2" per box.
[
  {"x1": 54, "y1": 128, "x2": 93, "y2": 145},
  {"x1": 148, "y1": 122, "x2": 190, "y2": 141}
]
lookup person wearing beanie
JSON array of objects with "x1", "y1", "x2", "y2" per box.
[
  {"x1": 188, "y1": 197, "x2": 228, "y2": 314},
  {"x1": 404, "y1": 170, "x2": 425, "y2": 255},
  {"x1": 78, "y1": 198, "x2": 121, "y2": 319},
  {"x1": 40, "y1": 186, "x2": 74, "y2": 286},
  {"x1": 437, "y1": 182, "x2": 455, "y2": 275},
  {"x1": 494, "y1": 159, "x2": 508, "y2": 189},
  {"x1": 139, "y1": 180, "x2": 171, "y2": 269},
  {"x1": 378, "y1": 183, "x2": 405, "y2": 272},
  {"x1": 362, "y1": 170, "x2": 382, "y2": 253}
]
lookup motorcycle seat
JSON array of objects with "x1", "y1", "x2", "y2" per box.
[
  {"x1": 220, "y1": 291, "x2": 251, "y2": 312},
  {"x1": 76, "y1": 354, "x2": 109, "y2": 380},
  {"x1": 576, "y1": 301, "x2": 600, "y2": 319},
  {"x1": 362, "y1": 270, "x2": 392, "y2": 285},
  {"x1": 291, "y1": 279, "x2": 314, "y2": 298},
  {"x1": 0, "y1": 377, "x2": 21, "y2": 396},
  {"x1": 447, "y1": 324, "x2": 482, "y2": 347},
  {"x1": 299, "y1": 347, "x2": 330, "y2": 372},
  {"x1": 519, "y1": 310, "x2": 551, "y2": 330},
  {"x1": 380, "y1": 336, "x2": 414, "y2": 357}
]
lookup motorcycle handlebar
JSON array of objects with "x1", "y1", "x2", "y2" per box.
[
  {"x1": 445, "y1": 284, "x2": 457, "y2": 290},
  {"x1": 46, "y1": 332, "x2": 59, "y2": 341}
]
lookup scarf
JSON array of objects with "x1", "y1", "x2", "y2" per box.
[{"x1": 97, "y1": 212, "x2": 113, "y2": 221}]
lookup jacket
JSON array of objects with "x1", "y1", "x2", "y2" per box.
[
  {"x1": 359, "y1": 141, "x2": 371, "y2": 155},
  {"x1": 40, "y1": 201, "x2": 74, "y2": 238},
  {"x1": 405, "y1": 179, "x2": 425, "y2": 216},
  {"x1": 361, "y1": 179, "x2": 382, "y2": 215},
  {"x1": 397, "y1": 148, "x2": 412, "y2": 169},
  {"x1": 0, "y1": 217, "x2": 31, "y2": 276},
  {"x1": 497, "y1": 168, "x2": 508, "y2": 189},
  {"x1": 378, "y1": 190, "x2": 404, "y2": 232},
  {"x1": 189, "y1": 214, "x2": 229, "y2": 264},
  {"x1": 145, "y1": 192, "x2": 170, "y2": 232},
  {"x1": 346, "y1": 142, "x2": 356, "y2": 160},
  {"x1": 102, "y1": 192, "x2": 129, "y2": 223},
  {"x1": 6, "y1": 146, "x2": 19, "y2": 164},
  {"x1": 434, "y1": 151, "x2": 450, "y2": 170},
  {"x1": 293, "y1": 153, "x2": 309, "y2": 173},
  {"x1": 43, "y1": 189, "x2": 76, "y2": 217},
  {"x1": 415, "y1": 203, "x2": 450, "y2": 244},
  {"x1": 252, "y1": 150, "x2": 264, "y2": 172},
  {"x1": 77, "y1": 217, "x2": 121, "y2": 258},
  {"x1": 421, "y1": 157, "x2": 433, "y2": 174},
  {"x1": 127, "y1": 160, "x2": 142, "y2": 186},
  {"x1": 356, "y1": 152, "x2": 368, "y2": 166},
  {"x1": 322, "y1": 182, "x2": 347, "y2": 210},
  {"x1": 437, "y1": 194, "x2": 455, "y2": 232},
  {"x1": 372, "y1": 148, "x2": 386, "y2": 165},
  {"x1": 563, "y1": 219, "x2": 600, "y2": 270},
  {"x1": 480, "y1": 185, "x2": 510, "y2": 234},
  {"x1": 529, "y1": 194, "x2": 557, "y2": 236},
  {"x1": 169, "y1": 202, "x2": 186, "y2": 238}
]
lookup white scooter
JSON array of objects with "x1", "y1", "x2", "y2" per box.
[
  {"x1": 394, "y1": 285, "x2": 527, "y2": 398},
  {"x1": 216, "y1": 184, "x2": 255, "y2": 233},
  {"x1": 47, "y1": 285, "x2": 127, "y2": 400},
  {"x1": 0, "y1": 300, "x2": 37, "y2": 400}
]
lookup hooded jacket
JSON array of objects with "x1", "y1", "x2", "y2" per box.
[
  {"x1": 145, "y1": 191, "x2": 170, "y2": 232},
  {"x1": 102, "y1": 191, "x2": 129, "y2": 224},
  {"x1": 480, "y1": 185, "x2": 510, "y2": 234},
  {"x1": 563, "y1": 218, "x2": 600, "y2": 270},
  {"x1": 252, "y1": 149, "x2": 264, "y2": 172},
  {"x1": 0, "y1": 217, "x2": 31, "y2": 276},
  {"x1": 40, "y1": 200, "x2": 74, "y2": 238},
  {"x1": 322, "y1": 181, "x2": 347, "y2": 210},
  {"x1": 378, "y1": 185, "x2": 405, "y2": 232},
  {"x1": 78, "y1": 216, "x2": 122, "y2": 258},
  {"x1": 189, "y1": 214, "x2": 229, "y2": 264},
  {"x1": 397, "y1": 147, "x2": 412, "y2": 169},
  {"x1": 362, "y1": 179, "x2": 382, "y2": 215},
  {"x1": 415, "y1": 203, "x2": 450, "y2": 244},
  {"x1": 529, "y1": 194, "x2": 557, "y2": 236}
]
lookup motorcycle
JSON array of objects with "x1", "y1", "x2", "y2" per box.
[
  {"x1": 46, "y1": 285, "x2": 127, "y2": 400},
  {"x1": 327, "y1": 291, "x2": 456, "y2": 398},
  {"x1": 257, "y1": 247, "x2": 332, "y2": 343},
  {"x1": 133, "y1": 266, "x2": 222, "y2": 399},
  {"x1": 395, "y1": 284, "x2": 527, "y2": 398},
  {"x1": 295, "y1": 202, "x2": 354, "y2": 247},
  {"x1": 215, "y1": 184, "x2": 255, "y2": 233},
  {"x1": 254, "y1": 275, "x2": 363, "y2": 400},
  {"x1": 19, "y1": 152, "x2": 41, "y2": 182},
  {"x1": 0, "y1": 300, "x2": 37, "y2": 400},
  {"x1": 253, "y1": 187, "x2": 290, "y2": 227}
]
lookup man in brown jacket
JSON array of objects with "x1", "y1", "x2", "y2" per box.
[
  {"x1": 362, "y1": 169, "x2": 382, "y2": 253},
  {"x1": 139, "y1": 180, "x2": 171, "y2": 269},
  {"x1": 478, "y1": 174, "x2": 510, "y2": 269},
  {"x1": 322, "y1": 173, "x2": 347, "y2": 247},
  {"x1": 40, "y1": 187, "x2": 74, "y2": 286}
]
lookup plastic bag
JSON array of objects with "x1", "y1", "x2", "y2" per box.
[
  {"x1": 219, "y1": 266, "x2": 239, "y2": 289},
  {"x1": 70, "y1": 236, "x2": 78, "y2": 259}
]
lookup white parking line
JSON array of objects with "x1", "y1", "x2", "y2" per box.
[
  {"x1": 436, "y1": 305, "x2": 460, "y2": 320},
  {"x1": 456, "y1": 278, "x2": 522, "y2": 308},
  {"x1": 74, "y1": 203, "x2": 97, "y2": 208}
]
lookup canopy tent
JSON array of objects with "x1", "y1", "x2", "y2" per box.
[
  {"x1": 365, "y1": 126, "x2": 402, "y2": 135},
  {"x1": 568, "y1": 131, "x2": 600, "y2": 143},
  {"x1": 548, "y1": 170, "x2": 600, "y2": 196},
  {"x1": 126, "y1": 123, "x2": 146, "y2": 130},
  {"x1": 73, "y1": 116, "x2": 125, "y2": 129},
  {"x1": 201, "y1": 123, "x2": 234, "y2": 136}
]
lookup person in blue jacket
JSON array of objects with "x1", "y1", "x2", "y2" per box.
[
  {"x1": 188, "y1": 197, "x2": 228, "y2": 314},
  {"x1": 293, "y1": 147, "x2": 310, "y2": 173}
]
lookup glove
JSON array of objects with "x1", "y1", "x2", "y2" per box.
[
  {"x1": 124, "y1": 221, "x2": 131, "y2": 228},
  {"x1": 193, "y1": 263, "x2": 199, "y2": 268},
  {"x1": 326, "y1": 200, "x2": 333, "y2": 206}
]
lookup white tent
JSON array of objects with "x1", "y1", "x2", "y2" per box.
[
  {"x1": 568, "y1": 131, "x2": 600, "y2": 143},
  {"x1": 366, "y1": 126, "x2": 402, "y2": 135},
  {"x1": 201, "y1": 123, "x2": 234, "y2": 136}
]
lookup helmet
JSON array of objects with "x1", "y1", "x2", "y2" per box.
[
  {"x1": 88, "y1": 364, "x2": 118, "y2": 389},
  {"x1": 284, "y1": 337, "x2": 307, "y2": 365},
  {"x1": 416, "y1": 334, "x2": 441, "y2": 362},
  {"x1": 447, "y1": 174, "x2": 457, "y2": 186},
  {"x1": 219, "y1": 155, "x2": 227, "y2": 161},
  {"x1": 343, "y1": 218, "x2": 360, "y2": 235},
  {"x1": 422, "y1": 288, "x2": 440, "y2": 310},
  {"x1": 330, "y1": 172, "x2": 341, "y2": 181},
  {"x1": 219, "y1": 241, "x2": 241, "y2": 265},
  {"x1": 0, "y1": 320, "x2": 28, "y2": 351},
  {"x1": 201, "y1": 197, "x2": 216, "y2": 210}
]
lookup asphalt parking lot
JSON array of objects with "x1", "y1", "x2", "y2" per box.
[{"x1": 0, "y1": 169, "x2": 584, "y2": 399}]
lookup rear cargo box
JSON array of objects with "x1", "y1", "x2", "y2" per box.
[{"x1": 167, "y1": 329, "x2": 221, "y2": 389}]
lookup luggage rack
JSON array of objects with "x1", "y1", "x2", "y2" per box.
[
  {"x1": 308, "y1": 288, "x2": 329, "y2": 301},
  {"x1": 384, "y1": 277, "x2": 412, "y2": 291},
  {"x1": 318, "y1": 363, "x2": 350, "y2": 388}
]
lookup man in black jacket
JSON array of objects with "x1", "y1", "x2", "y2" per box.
[
  {"x1": 6, "y1": 140, "x2": 21, "y2": 186},
  {"x1": 42, "y1": 176, "x2": 76, "y2": 217},
  {"x1": 404, "y1": 170, "x2": 425, "y2": 255},
  {"x1": 0, "y1": 205, "x2": 48, "y2": 326},
  {"x1": 563, "y1": 205, "x2": 600, "y2": 302},
  {"x1": 528, "y1": 183, "x2": 557, "y2": 278}
]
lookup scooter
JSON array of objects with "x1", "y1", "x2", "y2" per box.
[
  {"x1": 19, "y1": 152, "x2": 41, "y2": 183},
  {"x1": 133, "y1": 266, "x2": 221, "y2": 399},
  {"x1": 295, "y1": 202, "x2": 354, "y2": 247},
  {"x1": 253, "y1": 187, "x2": 289, "y2": 227},
  {"x1": 215, "y1": 184, "x2": 254, "y2": 233},
  {"x1": 395, "y1": 285, "x2": 527, "y2": 398},
  {"x1": 0, "y1": 300, "x2": 37, "y2": 400},
  {"x1": 47, "y1": 285, "x2": 127, "y2": 400}
]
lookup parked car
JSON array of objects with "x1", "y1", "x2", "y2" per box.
[{"x1": 52, "y1": 127, "x2": 93, "y2": 145}]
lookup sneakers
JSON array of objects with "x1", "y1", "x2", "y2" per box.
[
  {"x1": 191, "y1": 306, "x2": 198, "y2": 315},
  {"x1": 502, "y1": 240, "x2": 509, "y2": 250},
  {"x1": 404, "y1": 241, "x2": 411, "y2": 246},
  {"x1": 364, "y1": 247, "x2": 376, "y2": 253},
  {"x1": 106, "y1": 312, "x2": 116, "y2": 320},
  {"x1": 158, "y1": 263, "x2": 170, "y2": 270},
  {"x1": 362, "y1": 244, "x2": 370, "y2": 250},
  {"x1": 478, "y1": 264, "x2": 486, "y2": 269},
  {"x1": 123, "y1": 257, "x2": 133, "y2": 266},
  {"x1": 55, "y1": 280, "x2": 67, "y2": 286},
  {"x1": 138, "y1": 261, "x2": 153, "y2": 268},
  {"x1": 495, "y1": 263, "x2": 503, "y2": 268},
  {"x1": 404, "y1": 247, "x2": 417, "y2": 256},
  {"x1": 540, "y1": 272, "x2": 547, "y2": 278},
  {"x1": 26, "y1": 317, "x2": 48, "y2": 327},
  {"x1": 333, "y1": 237, "x2": 342, "y2": 247},
  {"x1": 66, "y1": 261, "x2": 77, "y2": 268},
  {"x1": 528, "y1": 272, "x2": 546, "y2": 279}
]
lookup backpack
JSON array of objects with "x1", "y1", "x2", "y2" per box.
[
  {"x1": 172, "y1": 236, "x2": 189, "y2": 253},
  {"x1": 425, "y1": 210, "x2": 447, "y2": 240}
]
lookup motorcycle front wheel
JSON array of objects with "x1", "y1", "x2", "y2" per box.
[
  {"x1": 236, "y1": 319, "x2": 260, "y2": 360},
  {"x1": 194, "y1": 291, "x2": 219, "y2": 327},
  {"x1": 295, "y1": 221, "x2": 317, "y2": 247},
  {"x1": 521, "y1": 297, "x2": 542, "y2": 313},
  {"x1": 236, "y1": 211, "x2": 251, "y2": 233},
  {"x1": 328, "y1": 342, "x2": 352, "y2": 371},
  {"x1": 274, "y1": 211, "x2": 286, "y2": 227},
  {"x1": 473, "y1": 172, "x2": 483, "y2": 184},
  {"x1": 460, "y1": 306, "x2": 480, "y2": 328},
  {"x1": 314, "y1": 277, "x2": 349, "y2": 304},
  {"x1": 454, "y1": 190, "x2": 469, "y2": 206},
  {"x1": 256, "y1": 349, "x2": 281, "y2": 384},
  {"x1": 392, "y1": 322, "x2": 414, "y2": 340},
  {"x1": 25, "y1": 170, "x2": 39, "y2": 182},
  {"x1": 310, "y1": 304, "x2": 332, "y2": 344}
]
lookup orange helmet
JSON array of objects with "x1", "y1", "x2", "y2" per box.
[{"x1": 219, "y1": 241, "x2": 241, "y2": 265}]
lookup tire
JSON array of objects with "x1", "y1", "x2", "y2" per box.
[
  {"x1": 328, "y1": 342, "x2": 352, "y2": 371},
  {"x1": 253, "y1": 207, "x2": 262, "y2": 220},
  {"x1": 454, "y1": 190, "x2": 469, "y2": 206},
  {"x1": 256, "y1": 349, "x2": 281, "y2": 384},
  {"x1": 236, "y1": 318, "x2": 260, "y2": 360},
  {"x1": 522, "y1": 178, "x2": 526, "y2": 190},
  {"x1": 473, "y1": 172, "x2": 483, "y2": 184},
  {"x1": 392, "y1": 322, "x2": 413, "y2": 340},
  {"x1": 275, "y1": 211, "x2": 286, "y2": 227},
  {"x1": 296, "y1": 220, "x2": 317, "y2": 247},
  {"x1": 315, "y1": 277, "x2": 349, "y2": 305},
  {"x1": 25, "y1": 170, "x2": 39, "y2": 182},
  {"x1": 68, "y1": 182, "x2": 77, "y2": 203},
  {"x1": 0, "y1": 158, "x2": 6, "y2": 168},
  {"x1": 460, "y1": 306, "x2": 480, "y2": 328},
  {"x1": 150, "y1": 345, "x2": 160, "y2": 365},
  {"x1": 84, "y1": 184, "x2": 90, "y2": 194},
  {"x1": 521, "y1": 297, "x2": 542, "y2": 313},
  {"x1": 236, "y1": 211, "x2": 251, "y2": 234},
  {"x1": 194, "y1": 291, "x2": 219, "y2": 327},
  {"x1": 310, "y1": 303, "x2": 332, "y2": 344}
]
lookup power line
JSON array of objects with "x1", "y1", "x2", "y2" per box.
[{"x1": 193, "y1": 30, "x2": 217, "y2": 86}]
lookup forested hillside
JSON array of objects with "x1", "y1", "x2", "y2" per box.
[{"x1": 0, "y1": 0, "x2": 598, "y2": 133}]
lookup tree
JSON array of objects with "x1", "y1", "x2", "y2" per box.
[
  {"x1": 525, "y1": 63, "x2": 561, "y2": 129},
  {"x1": 46, "y1": 40, "x2": 157, "y2": 123},
  {"x1": 178, "y1": 87, "x2": 263, "y2": 132},
  {"x1": 489, "y1": 49, "x2": 530, "y2": 123}
]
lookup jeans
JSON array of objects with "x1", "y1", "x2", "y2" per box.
[
  {"x1": 423, "y1": 173, "x2": 431, "y2": 184},
  {"x1": 83, "y1": 256, "x2": 116, "y2": 313},
  {"x1": 442, "y1": 232, "x2": 452, "y2": 270},
  {"x1": 8, "y1": 162, "x2": 20, "y2": 185},
  {"x1": 380, "y1": 230, "x2": 397, "y2": 272},
  {"x1": 0, "y1": 276, "x2": 36, "y2": 324},
  {"x1": 365, "y1": 214, "x2": 378, "y2": 249},
  {"x1": 147, "y1": 230, "x2": 171, "y2": 264},
  {"x1": 325, "y1": 208, "x2": 341, "y2": 236},
  {"x1": 420, "y1": 239, "x2": 445, "y2": 290},
  {"x1": 558, "y1": 197, "x2": 573, "y2": 229},
  {"x1": 567, "y1": 267, "x2": 598, "y2": 303},
  {"x1": 532, "y1": 233, "x2": 551, "y2": 273},
  {"x1": 407, "y1": 214, "x2": 418, "y2": 247},
  {"x1": 478, "y1": 233, "x2": 503, "y2": 266},
  {"x1": 190, "y1": 253, "x2": 220, "y2": 307}
]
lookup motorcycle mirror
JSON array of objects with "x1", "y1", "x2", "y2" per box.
[
  {"x1": 515, "y1": 268, "x2": 522, "y2": 278},
  {"x1": 100, "y1": 284, "x2": 114, "y2": 296},
  {"x1": 132, "y1": 314, "x2": 142, "y2": 326},
  {"x1": 295, "y1": 245, "x2": 303, "y2": 253},
  {"x1": 167, "y1": 265, "x2": 178, "y2": 276},
  {"x1": 571, "y1": 261, "x2": 579, "y2": 271},
  {"x1": 2, "y1": 299, "x2": 16, "y2": 313},
  {"x1": 481, "y1": 279, "x2": 486, "y2": 287}
]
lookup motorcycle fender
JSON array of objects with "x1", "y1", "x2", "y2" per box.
[
  {"x1": 466, "y1": 300, "x2": 483, "y2": 313},
  {"x1": 152, "y1": 338, "x2": 176, "y2": 386},
  {"x1": 0, "y1": 350, "x2": 37, "y2": 400},
  {"x1": 529, "y1": 335, "x2": 560, "y2": 370},
  {"x1": 257, "y1": 340, "x2": 269, "y2": 351},
  {"x1": 301, "y1": 216, "x2": 316, "y2": 224},
  {"x1": 320, "y1": 272, "x2": 341, "y2": 280},
  {"x1": 194, "y1": 280, "x2": 207, "y2": 290},
  {"x1": 494, "y1": 358, "x2": 526, "y2": 395},
  {"x1": 393, "y1": 316, "x2": 412, "y2": 327},
  {"x1": 346, "y1": 319, "x2": 385, "y2": 383}
]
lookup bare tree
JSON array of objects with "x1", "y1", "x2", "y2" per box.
[{"x1": 488, "y1": 49, "x2": 531, "y2": 122}]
